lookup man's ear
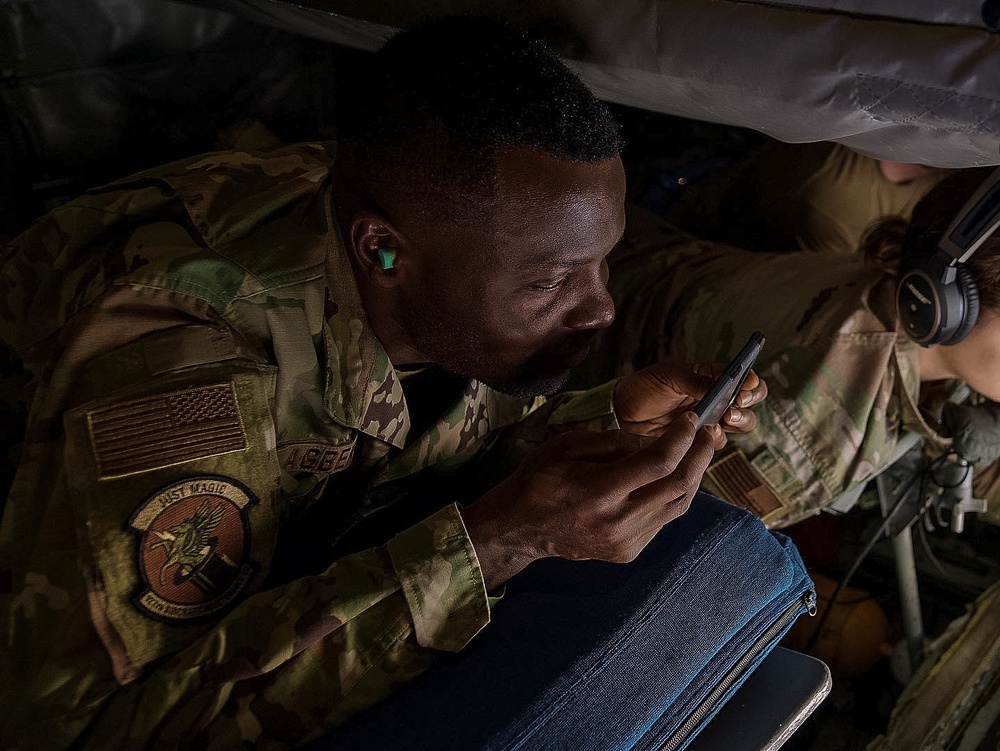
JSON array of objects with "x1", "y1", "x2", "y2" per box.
[{"x1": 345, "y1": 211, "x2": 409, "y2": 286}]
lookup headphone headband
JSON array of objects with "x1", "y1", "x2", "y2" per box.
[{"x1": 938, "y1": 166, "x2": 1000, "y2": 264}]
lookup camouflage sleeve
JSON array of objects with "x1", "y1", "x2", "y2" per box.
[
  {"x1": 2, "y1": 324, "x2": 491, "y2": 749},
  {"x1": 451, "y1": 380, "x2": 621, "y2": 494},
  {"x1": 575, "y1": 214, "x2": 914, "y2": 529},
  {"x1": 1, "y1": 149, "x2": 498, "y2": 748},
  {"x1": 529, "y1": 379, "x2": 621, "y2": 434},
  {"x1": 75, "y1": 506, "x2": 485, "y2": 749}
]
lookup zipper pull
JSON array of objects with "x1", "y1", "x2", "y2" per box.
[{"x1": 804, "y1": 589, "x2": 818, "y2": 617}]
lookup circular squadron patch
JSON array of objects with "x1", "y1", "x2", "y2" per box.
[{"x1": 128, "y1": 476, "x2": 257, "y2": 622}]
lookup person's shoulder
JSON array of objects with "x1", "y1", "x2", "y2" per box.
[
  {"x1": 122, "y1": 141, "x2": 339, "y2": 293},
  {"x1": 105, "y1": 141, "x2": 338, "y2": 189},
  {"x1": 80, "y1": 141, "x2": 339, "y2": 239},
  {"x1": 1, "y1": 143, "x2": 341, "y2": 354}
]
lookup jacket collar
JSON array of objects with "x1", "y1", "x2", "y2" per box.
[
  {"x1": 320, "y1": 204, "x2": 520, "y2": 461},
  {"x1": 894, "y1": 333, "x2": 952, "y2": 449},
  {"x1": 321, "y1": 215, "x2": 411, "y2": 449}
]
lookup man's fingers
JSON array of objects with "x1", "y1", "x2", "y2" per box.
[
  {"x1": 667, "y1": 361, "x2": 718, "y2": 399},
  {"x1": 704, "y1": 422, "x2": 728, "y2": 449},
  {"x1": 603, "y1": 411, "x2": 702, "y2": 493},
  {"x1": 735, "y1": 369, "x2": 767, "y2": 408},
  {"x1": 626, "y1": 360, "x2": 710, "y2": 404},
  {"x1": 721, "y1": 405, "x2": 757, "y2": 434},
  {"x1": 629, "y1": 426, "x2": 717, "y2": 517},
  {"x1": 721, "y1": 370, "x2": 766, "y2": 433}
]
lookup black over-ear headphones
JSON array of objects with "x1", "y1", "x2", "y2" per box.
[{"x1": 897, "y1": 167, "x2": 1000, "y2": 346}]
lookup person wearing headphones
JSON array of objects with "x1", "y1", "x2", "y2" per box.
[{"x1": 574, "y1": 167, "x2": 1000, "y2": 528}]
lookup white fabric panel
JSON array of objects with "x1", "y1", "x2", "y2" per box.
[
  {"x1": 558, "y1": 0, "x2": 1000, "y2": 167},
  {"x1": 194, "y1": 0, "x2": 396, "y2": 50},
  {"x1": 743, "y1": 0, "x2": 998, "y2": 31},
  {"x1": 202, "y1": 0, "x2": 1000, "y2": 167}
]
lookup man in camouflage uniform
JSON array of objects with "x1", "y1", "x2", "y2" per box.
[
  {"x1": 0, "y1": 16, "x2": 781, "y2": 750},
  {"x1": 576, "y1": 165, "x2": 1000, "y2": 529}
]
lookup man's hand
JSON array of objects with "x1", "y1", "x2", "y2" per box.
[
  {"x1": 462, "y1": 412, "x2": 714, "y2": 591},
  {"x1": 614, "y1": 359, "x2": 767, "y2": 447}
]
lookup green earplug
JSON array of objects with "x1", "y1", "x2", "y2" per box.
[{"x1": 378, "y1": 248, "x2": 396, "y2": 270}]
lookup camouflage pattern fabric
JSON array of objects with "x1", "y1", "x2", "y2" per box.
[
  {"x1": 0, "y1": 143, "x2": 619, "y2": 749},
  {"x1": 666, "y1": 143, "x2": 1000, "y2": 523},
  {"x1": 573, "y1": 206, "x2": 953, "y2": 529}
]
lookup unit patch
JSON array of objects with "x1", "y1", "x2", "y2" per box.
[{"x1": 128, "y1": 476, "x2": 257, "y2": 622}]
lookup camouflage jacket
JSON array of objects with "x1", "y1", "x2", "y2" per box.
[
  {"x1": 0, "y1": 143, "x2": 619, "y2": 749},
  {"x1": 575, "y1": 207, "x2": 951, "y2": 529}
]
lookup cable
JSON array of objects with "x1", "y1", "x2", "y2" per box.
[
  {"x1": 803, "y1": 456, "x2": 945, "y2": 653},
  {"x1": 916, "y1": 518, "x2": 960, "y2": 583}
]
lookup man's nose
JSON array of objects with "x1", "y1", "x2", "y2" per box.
[{"x1": 566, "y1": 283, "x2": 615, "y2": 331}]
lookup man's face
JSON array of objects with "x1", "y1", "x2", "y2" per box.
[{"x1": 394, "y1": 147, "x2": 626, "y2": 396}]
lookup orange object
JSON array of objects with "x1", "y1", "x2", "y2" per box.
[{"x1": 782, "y1": 570, "x2": 893, "y2": 677}]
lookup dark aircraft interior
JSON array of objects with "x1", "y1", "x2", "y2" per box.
[{"x1": 3, "y1": 2, "x2": 1000, "y2": 748}]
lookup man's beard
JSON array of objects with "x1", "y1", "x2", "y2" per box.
[
  {"x1": 405, "y1": 320, "x2": 590, "y2": 398},
  {"x1": 430, "y1": 344, "x2": 578, "y2": 399},
  {"x1": 485, "y1": 366, "x2": 575, "y2": 398},
  {"x1": 398, "y1": 289, "x2": 598, "y2": 397}
]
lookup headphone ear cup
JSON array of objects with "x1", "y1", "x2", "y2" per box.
[
  {"x1": 897, "y1": 266, "x2": 945, "y2": 345},
  {"x1": 945, "y1": 263, "x2": 980, "y2": 344}
]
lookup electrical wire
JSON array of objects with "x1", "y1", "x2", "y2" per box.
[
  {"x1": 916, "y1": 518, "x2": 960, "y2": 582},
  {"x1": 803, "y1": 455, "x2": 946, "y2": 653}
]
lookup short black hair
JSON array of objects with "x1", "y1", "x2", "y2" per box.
[{"x1": 336, "y1": 15, "x2": 623, "y2": 220}]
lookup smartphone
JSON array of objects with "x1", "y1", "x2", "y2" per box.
[{"x1": 693, "y1": 331, "x2": 765, "y2": 429}]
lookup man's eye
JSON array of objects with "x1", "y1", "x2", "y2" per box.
[{"x1": 531, "y1": 278, "x2": 566, "y2": 292}]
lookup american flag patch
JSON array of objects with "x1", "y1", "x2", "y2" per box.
[
  {"x1": 88, "y1": 383, "x2": 247, "y2": 479},
  {"x1": 705, "y1": 450, "x2": 784, "y2": 518}
]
